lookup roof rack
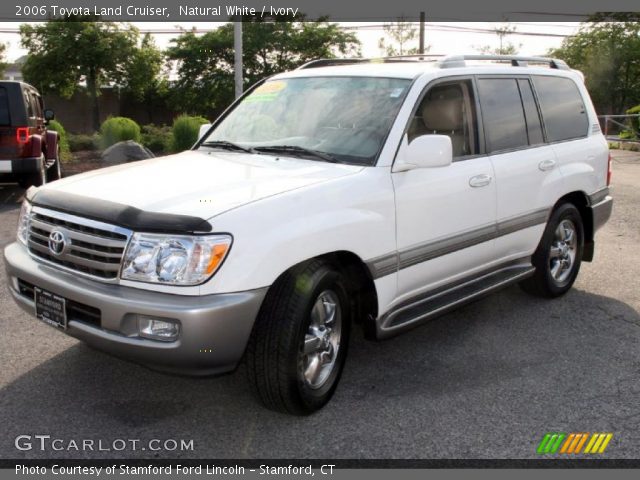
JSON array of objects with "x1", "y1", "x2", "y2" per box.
[
  {"x1": 439, "y1": 54, "x2": 570, "y2": 70},
  {"x1": 297, "y1": 54, "x2": 570, "y2": 71}
]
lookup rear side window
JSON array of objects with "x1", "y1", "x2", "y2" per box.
[
  {"x1": 533, "y1": 76, "x2": 588, "y2": 142},
  {"x1": 477, "y1": 78, "x2": 528, "y2": 153},
  {"x1": 0, "y1": 88, "x2": 9, "y2": 126}
]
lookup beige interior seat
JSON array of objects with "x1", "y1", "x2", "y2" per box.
[{"x1": 421, "y1": 94, "x2": 467, "y2": 157}]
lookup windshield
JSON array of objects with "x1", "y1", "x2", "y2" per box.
[{"x1": 202, "y1": 76, "x2": 411, "y2": 165}]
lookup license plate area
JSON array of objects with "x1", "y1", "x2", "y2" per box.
[{"x1": 34, "y1": 286, "x2": 67, "y2": 330}]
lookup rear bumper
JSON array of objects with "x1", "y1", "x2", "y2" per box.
[
  {"x1": 4, "y1": 241, "x2": 267, "y2": 376},
  {"x1": 0, "y1": 157, "x2": 43, "y2": 175},
  {"x1": 591, "y1": 195, "x2": 613, "y2": 233}
]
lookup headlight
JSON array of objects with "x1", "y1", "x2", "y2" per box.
[
  {"x1": 121, "y1": 233, "x2": 232, "y2": 285},
  {"x1": 17, "y1": 200, "x2": 32, "y2": 245}
]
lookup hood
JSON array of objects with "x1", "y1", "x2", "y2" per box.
[{"x1": 40, "y1": 150, "x2": 363, "y2": 219}]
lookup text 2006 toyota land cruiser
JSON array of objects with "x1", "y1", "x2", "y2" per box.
[{"x1": 5, "y1": 55, "x2": 613, "y2": 414}]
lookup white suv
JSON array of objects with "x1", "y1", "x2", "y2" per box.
[{"x1": 5, "y1": 55, "x2": 613, "y2": 414}]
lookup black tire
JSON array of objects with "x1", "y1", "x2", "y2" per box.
[
  {"x1": 17, "y1": 154, "x2": 46, "y2": 189},
  {"x1": 46, "y1": 148, "x2": 62, "y2": 182},
  {"x1": 245, "y1": 259, "x2": 351, "y2": 415},
  {"x1": 520, "y1": 202, "x2": 584, "y2": 298}
]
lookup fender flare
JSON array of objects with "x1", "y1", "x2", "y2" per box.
[
  {"x1": 28, "y1": 135, "x2": 43, "y2": 158},
  {"x1": 45, "y1": 130, "x2": 59, "y2": 160}
]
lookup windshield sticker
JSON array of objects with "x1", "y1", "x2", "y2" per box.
[
  {"x1": 390, "y1": 88, "x2": 405, "y2": 98},
  {"x1": 246, "y1": 81, "x2": 287, "y2": 103}
]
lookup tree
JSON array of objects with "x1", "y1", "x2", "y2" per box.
[
  {"x1": 122, "y1": 33, "x2": 169, "y2": 123},
  {"x1": 0, "y1": 43, "x2": 7, "y2": 78},
  {"x1": 20, "y1": 16, "x2": 138, "y2": 130},
  {"x1": 378, "y1": 18, "x2": 429, "y2": 56},
  {"x1": 166, "y1": 15, "x2": 360, "y2": 117},
  {"x1": 476, "y1": 24, "x2": 521, "y2": 55},
  {"x1": 550, "y1": 14, "x2": 640, "y2": 114}
]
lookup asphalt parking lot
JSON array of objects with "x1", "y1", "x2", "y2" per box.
[{"x1": 0, "y1": 151, "x2": 639, "y2": 460}]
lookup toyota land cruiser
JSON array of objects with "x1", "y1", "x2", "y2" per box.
[{"x1": 4, "y1": 55, "x2": 613, "y2": 414}]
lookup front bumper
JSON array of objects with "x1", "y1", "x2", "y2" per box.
[{"x1": 4, "y1": 242, "x2": 267, "y2": 376}]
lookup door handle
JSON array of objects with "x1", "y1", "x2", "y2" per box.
[
  {"x1": 469, "y1": 174, "x2": 492, "y2": 188},
  {"x1": 538, "y1": 159, "x2": 557, "y2": 171}
]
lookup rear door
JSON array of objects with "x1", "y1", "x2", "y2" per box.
[
  {"x1": 0, "y1": 86, "x2": 17, "y2": 167},
  {"x1": 478, "y1": 76, "x2": 565, "y2": 260}
]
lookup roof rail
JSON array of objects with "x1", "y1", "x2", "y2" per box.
[
  {"x1": 439, "y1": 54, "x2": 570, "y2": 70},
  {"x1": 297, "y1": 59, "x2": 367, "y2": 69},
  {"x1": 297, "y1": 55, "x2": 442, "y2": 69},
  {"x1": 297, "y1": 55, "x2": 571, "y2": 71}
]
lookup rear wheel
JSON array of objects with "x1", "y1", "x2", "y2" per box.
[
  {"x1": 17, "y1": 154, "x2": 46, "y2": 189},
  {"x1": 46, "y1": 148, "x2": 62, "y2": 182},
  {"x1": 520, "y1": 203, "x2": 584, "y2": 298},
  {"x1": 245, "y1": 260, "x2": 351, "y2": 414}
]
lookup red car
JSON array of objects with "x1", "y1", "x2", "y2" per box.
[{"x1": 0, "y1": 81, "x2": 62, "y2": 188}]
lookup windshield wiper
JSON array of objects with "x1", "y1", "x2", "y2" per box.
[
  {"x1": 253, "y1": 145, "x2": 339, "y2": 163},
  {"x1": 200, "y1": 140, "x2": 256, "y2": 153}
]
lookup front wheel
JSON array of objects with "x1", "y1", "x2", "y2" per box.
[
  {"x1": 520, "y1": 203, "x2": 584, "y2": 298},
  {"x1": 245, "y1": 260, "x2": 351, "y2": 415}
]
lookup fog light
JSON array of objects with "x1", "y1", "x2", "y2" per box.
[{"x1": 137, "y1": 316, "x2": 180, "y2": 341}]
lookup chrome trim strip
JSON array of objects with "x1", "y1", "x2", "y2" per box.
[{"x1": 366, "y1": 207, "x2": 550, "y2": 279}]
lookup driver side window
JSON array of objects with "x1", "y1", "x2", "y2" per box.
[{"x1": 408, "y1": 80, "x2": 479, "y2": 158}]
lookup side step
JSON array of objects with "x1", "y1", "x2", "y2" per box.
[{"x1": 377, "y1": 261, "x2": 535, "y2": 339}]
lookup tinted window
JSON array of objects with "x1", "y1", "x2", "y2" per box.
[
  {"x1": 0, "y1": 88, "x2": 9, "y2": 126},
  {"x1": 478, "y1": 78, "x2": 528, "y2": 153},
  {"x1": 408, "y1": 80, "x2": 479, "y2": 158},
  {"x1": 518, "y1": 79, "x2": 544, "y2": 145},
  {"x1": 533, "y1": 76, "x2": 588, "y2": 142},
  {"x1": 24, "y1": 91, "x2": 34, "y2": 118}
]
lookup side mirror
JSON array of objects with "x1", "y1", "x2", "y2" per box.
[
  {"x1": 43, "y1": 109, "x2": 55, "y2": 122},
  {"x1": 198, "y1": 123, "x2": 212, "y2": 140},
  {"x1": 394, "y1": 134, "x2": 453, "y2": 172}
]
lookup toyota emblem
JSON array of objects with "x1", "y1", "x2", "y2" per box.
[{"x1": 48, "y1": 230, "x2": 67, "y2": 256}]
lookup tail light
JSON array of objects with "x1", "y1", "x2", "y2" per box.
[
  {"x1": 606, "y1": 152, "x2": 612, "y2": 186},
  {"x1": 15, "y1": 127, "x2": 29, "y2": 144}
]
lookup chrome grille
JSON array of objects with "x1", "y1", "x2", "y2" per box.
[{"x1": 27, "y1": 207, "x2": 132, "y2": 281}]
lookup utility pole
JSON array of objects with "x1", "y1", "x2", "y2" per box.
[
  {"x1": 234, "y1": 21, "x2": 243, "y2": 99},
  {"x1": 419, "y1": 11, "x2": 425, "y2": 55}
]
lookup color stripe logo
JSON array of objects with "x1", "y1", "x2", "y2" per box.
[{"x1": 537, "y1": 433, "x2": 613, "y2": 455}]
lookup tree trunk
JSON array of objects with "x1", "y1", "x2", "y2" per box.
[{"x1": 87, "y1": 70, "x2": 100, "y2": 132}]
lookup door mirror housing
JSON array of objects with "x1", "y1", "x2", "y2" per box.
[
  {"x1": 43, "y1": 109, "x2": 55, "y2": 122},
  {"x1": 394, "y1": 134, "x2": 453, "y2": 172},
  {"x1": 198, "y1": 123, "x2": 212, "y2": 141}
]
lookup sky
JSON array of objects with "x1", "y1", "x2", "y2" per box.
[{"x1": 0, "y1": 21, "x2": 581, "y2": 63}]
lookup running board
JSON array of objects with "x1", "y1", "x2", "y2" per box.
[{"x1": 377, "y1": 261, "x2": 535, "y2": 339}]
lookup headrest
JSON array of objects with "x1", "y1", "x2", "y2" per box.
[{"x1": 422, "y1": 98, "x2": 463, "y2": 131}]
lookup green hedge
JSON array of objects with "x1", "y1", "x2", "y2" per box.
[
  {"x1": 47, "y1": 120, "x2": 72, "y2": 162},
  {"x1": 68, "y1": 133, "x2": 100, "y2": 152},
  {"x1": 170, "y1": 115, "x2": 209, "y2": 153},
  {"x1": 100, "y1": 117, "x2": 142, "y2": 149},
  {"x1": 142, "y1": 124, "x2": 172, "y2": 154}
]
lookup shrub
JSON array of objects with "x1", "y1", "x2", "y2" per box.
[
  {"x1": 47, "y1": 120, "x2": 72, "y2": 162},
  {"x1": 141, "y1": 124, "x2": 172, "y2": 154},
  {"x1": 68, "y1": 133, "x2": 100, "y2": 152},
  {"x1": 170, "y1": 115, "x2": 209, "y2": 152},
  {"x1": 99, "y1": 117, "x2": 142, "y2": 149}
]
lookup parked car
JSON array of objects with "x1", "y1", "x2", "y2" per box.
[
  {"x1": 0, "y1": 81, "x2": 61, "y2": 188},
  {"x1": 4, "y1": 55, "x2": 613, "y2": 414}
]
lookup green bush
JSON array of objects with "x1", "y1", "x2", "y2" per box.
[
  {"x1": 141, "y1": 124, "x2": 172, "y2": 154},
  {"x1": 47, "y1": 120, "x2": 72, "y2": 162},
  {"x1": 99, "y1": 117, "x2": 142, "y2": 149},
  {"x1": 68, "y1": 133, "x2": 100, "y2": 152},
  {"x1": 170, "y1": 115, "x2": 209, "y2": 152}
]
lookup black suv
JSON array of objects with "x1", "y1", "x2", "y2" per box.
[{"x1": 0, "y1": 81, "x2": 62, "y2": 188}]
